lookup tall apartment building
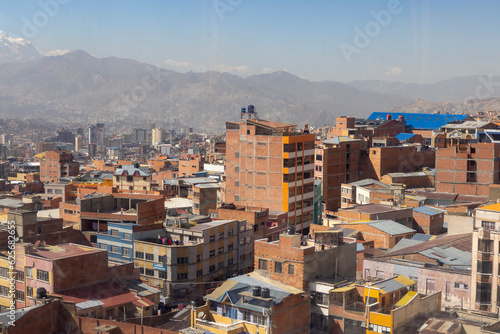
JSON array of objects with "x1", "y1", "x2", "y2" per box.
[
  {"x1": 133, "y1": 219, "x2": 253, "y2": 304},
  {"x1": 436, "y1": 142, "x2": 500, "y2": 196},
  {"x1": 40, "y1": 150, "x2": 80, "y2": 182},
  {"x1": 314, "y1": 136, "x2": 362, "y2": 211},
  {"x1": 225, "y1": 118, "x2": 315, "y2": 233},
  {"x1": 471, "y1": 203, "x2": 500, "y2": 312}
]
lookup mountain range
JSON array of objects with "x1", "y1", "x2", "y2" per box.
[{"x1": 0, "y1": 31, "x2": 499, "y2": 133}]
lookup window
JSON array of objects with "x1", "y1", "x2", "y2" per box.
[
  {"x1": 288, "y1": 264, "x2": 295, "y2": 275},
  {"x1": 477, "y1": 282, "x2": 491, "y2": 304},
  {"x1": 37, "y1": 269, "x2": 49, "y2": 282},
  {"x1": 209, "y1": 250, "x2": 215, "y2": 257},
  {"x1": 127, "y1": 176, "x2": 133, "y2": 182},
  {"x1": 99, "y1": 243, "x2": 107, "y2": 250},
  {"x1": 123, "y1": 233, "x2": 132, "y2": 240},
  {"x1": 145, "y1": 268, "x2": 154, "y2": 276},
  {"x1": 209, "y1": 265, "x2": 216, "y2": 273},
  {"x1": 478, "y1": 260, "x2": 493, "y2": 274},
  {"x1": 0, "y1": 267, "x2": 8, "y2": 278},
  {"x1": 27, "y1": 287, "x2": 33, "y2": 297},
  {"x1": 197, "y1": 269, "x2": 203, "y2": 277},
  {"x1": 219, "y1": 232, "x2": 224, "y2": 239},
  {"x1": 259, "y1": 259, "x2": 268, "y2": 270},
  {"x1": 177, "y1": 257, "x2": 188, "y2": 264},
  {"x1": 197, "y1": 254, "x2": 202, "y2": 262},
  {"x1": 110, "y1": 229, "x2": 119, "y2": 237},
  {"x1": 177, "y1": 273, "x2": 187, "y2": 279},
  {"x1": 274, "y1": 262, "x2": 282, "y2": 273},
  {"x1": 0, "y1": 287, "x2": 8, "y2": 297},
  {"x1": 482, "y1": 221, "x2": 495, "y2": 230},
  {"x1": 15, "y1": 290, "x2": 24, "y2": 301},
  {"x1": 106, "y1": 308, "x2": 114, "y2": 319},
  {"x1": 137, "y1": 267, "x2": 144, "y2": 274},
  {"x1": 26, "y1": 267, "x2": 33, "y2": 278},
  {"x1": 37, "y1": 226, "x2": 42, "y2": 234},
  {"x1": 16, "y1": 271, "x2": 24, "y2": 282},
  {"x1": 135, "y1": 251, "x2": 144, "y2": 259},
  {"x1": 228, "y1": 258, "x2": 233, "y2": 265},
  {"x1": 145, "y1": 253, "x2": 154, "y2": 261},
  {"x1": 122, "y1": 248, "x2": 130, "y2": 257},
  {"x1": 110, "y1": 245, "x2": 119, "y2": 253},
  {"x1": 218, "y1": 247, "x2": 224, "y2": 254},
  {"x1": 479, "y1": 239, "x2": 493, "y2": 253},
  {"x1": 209, "y1": 235, "x2": 215, "y2": 242},
  {"x1": 158, "y1": 271, "x2": 167, "y2": 279},
  {"x1": 228, "y1": 243, "x2": 233, "y2": 251}
]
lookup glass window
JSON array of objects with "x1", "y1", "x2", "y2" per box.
[{"x1": 37, "y1": 269, "x2": 49, "y2": 282}]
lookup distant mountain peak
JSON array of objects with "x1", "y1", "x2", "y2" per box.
[{"x1": 0, "y1": 30, "x2": 41, "y2": 65}]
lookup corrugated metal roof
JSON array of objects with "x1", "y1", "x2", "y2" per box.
[
  {"x1": 411, "y1": 234, "x2": 438, "y2": 242},
  {"x1": 76, "y1": 299, "x2": 104, "y2": 310},
  {"x1": 368, "y1": 112, "x2": 470, "y2": 130},
  {"x1": 395, "y1": 291, "x2": 417, "y2": 306},
  {"x1": 413, "y1": 206, "x2": 445, "y2": 216},
  {"x1": 395, "y1": 133, "x2": 418, "y2": 141},
  {"x1": 372, "y1": 275, "x2": 415, "y2": 294},
  {"x1": 367, "y1": 220, "x2": 416, "y2": 236},
  {"x1": 322, "y1": 136, "x2": 359, "y2": 144},
  {"x1": 390, "y1": 239, "x2": 424, "y2": 252}
]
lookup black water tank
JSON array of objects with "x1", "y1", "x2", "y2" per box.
[
  {"x1": 253, "y1": 286, "x2": 261, "y2": 296},
  {"x1": 261, "y1": 287, "x2": 270, "y2": 298},
  {"x1": 287, "y1": 225, "x2": 295, "y2": 235},
  {"x1": 36, "y1": 287, "x2": 47, "y2": 299}
]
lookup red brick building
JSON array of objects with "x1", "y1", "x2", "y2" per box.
[
  {"x1": 435, "y1": 142, "x2": 500, "y2": 196},
  {"x1": 254, "y1": 228, "x2": 356, "y2": 290},
  {"x1": 225, "y1": 118, "x2": 315, "y2": 233},
  {"x1": 361, "y1": 145, "x2": 436, "y2": 181},
  {"x1": 40, "y1": 150, "x2": 80, "y2": 182},
  {"x1": 315, "y1": 136, "x2": 362, "y2": 211},
  {"x1": 412, "y1": 206, "x2": 445, "y2": 235}
]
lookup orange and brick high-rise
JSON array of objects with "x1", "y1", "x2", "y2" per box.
[{"x1": 224, "y1": 116, "x2": 315, "y2": 233}]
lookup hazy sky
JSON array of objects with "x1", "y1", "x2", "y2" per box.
[{"x1": 1, "y1": 0, "x2": 499, "y2": 84}]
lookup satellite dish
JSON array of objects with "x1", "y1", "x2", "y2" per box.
[{"x1": 197, "y1": 311, "x2": 205, "y2": 319}]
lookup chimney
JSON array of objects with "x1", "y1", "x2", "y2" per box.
[{"x1": 386, "y1": 114, "x2": 392, "y2": 120}]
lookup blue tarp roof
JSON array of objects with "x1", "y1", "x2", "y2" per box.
[
  {"x1": 368, "y1": 112, "x2": 470, "y2": 130},
  {"x1": 395, "y1": 133, "x2": 417, "y2": 141}
]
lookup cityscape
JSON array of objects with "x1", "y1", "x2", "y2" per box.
[{"x1": 2, "y1": 1, "x2": 500, "y2": 334}]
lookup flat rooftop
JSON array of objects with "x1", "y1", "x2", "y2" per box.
[{"x1": 29, "y1": 243, "x2": 104, "y2": 260}]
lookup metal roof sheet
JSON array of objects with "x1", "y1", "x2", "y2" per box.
[
  {"x1": 395, "y1": 291, "x2": 417, "y2": 307},
  {"x1": 395, "y1": 133, "x2": 418, "y2": 141},
  {"x1": 413, "y1": 206, "x2": 445, "y2": 216},
  {"x1": 366, "y1": 220, "x2": 416, "y2": 236},
  {"x1": 368, "y1": 112, "x2": 470, "y2": 130},
  {"x1": 76, "y1": 299, "x2": 104, "y2": 310},
  {"x1": 373, "y1": 275, "x2": 415, "y2": 294}
]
